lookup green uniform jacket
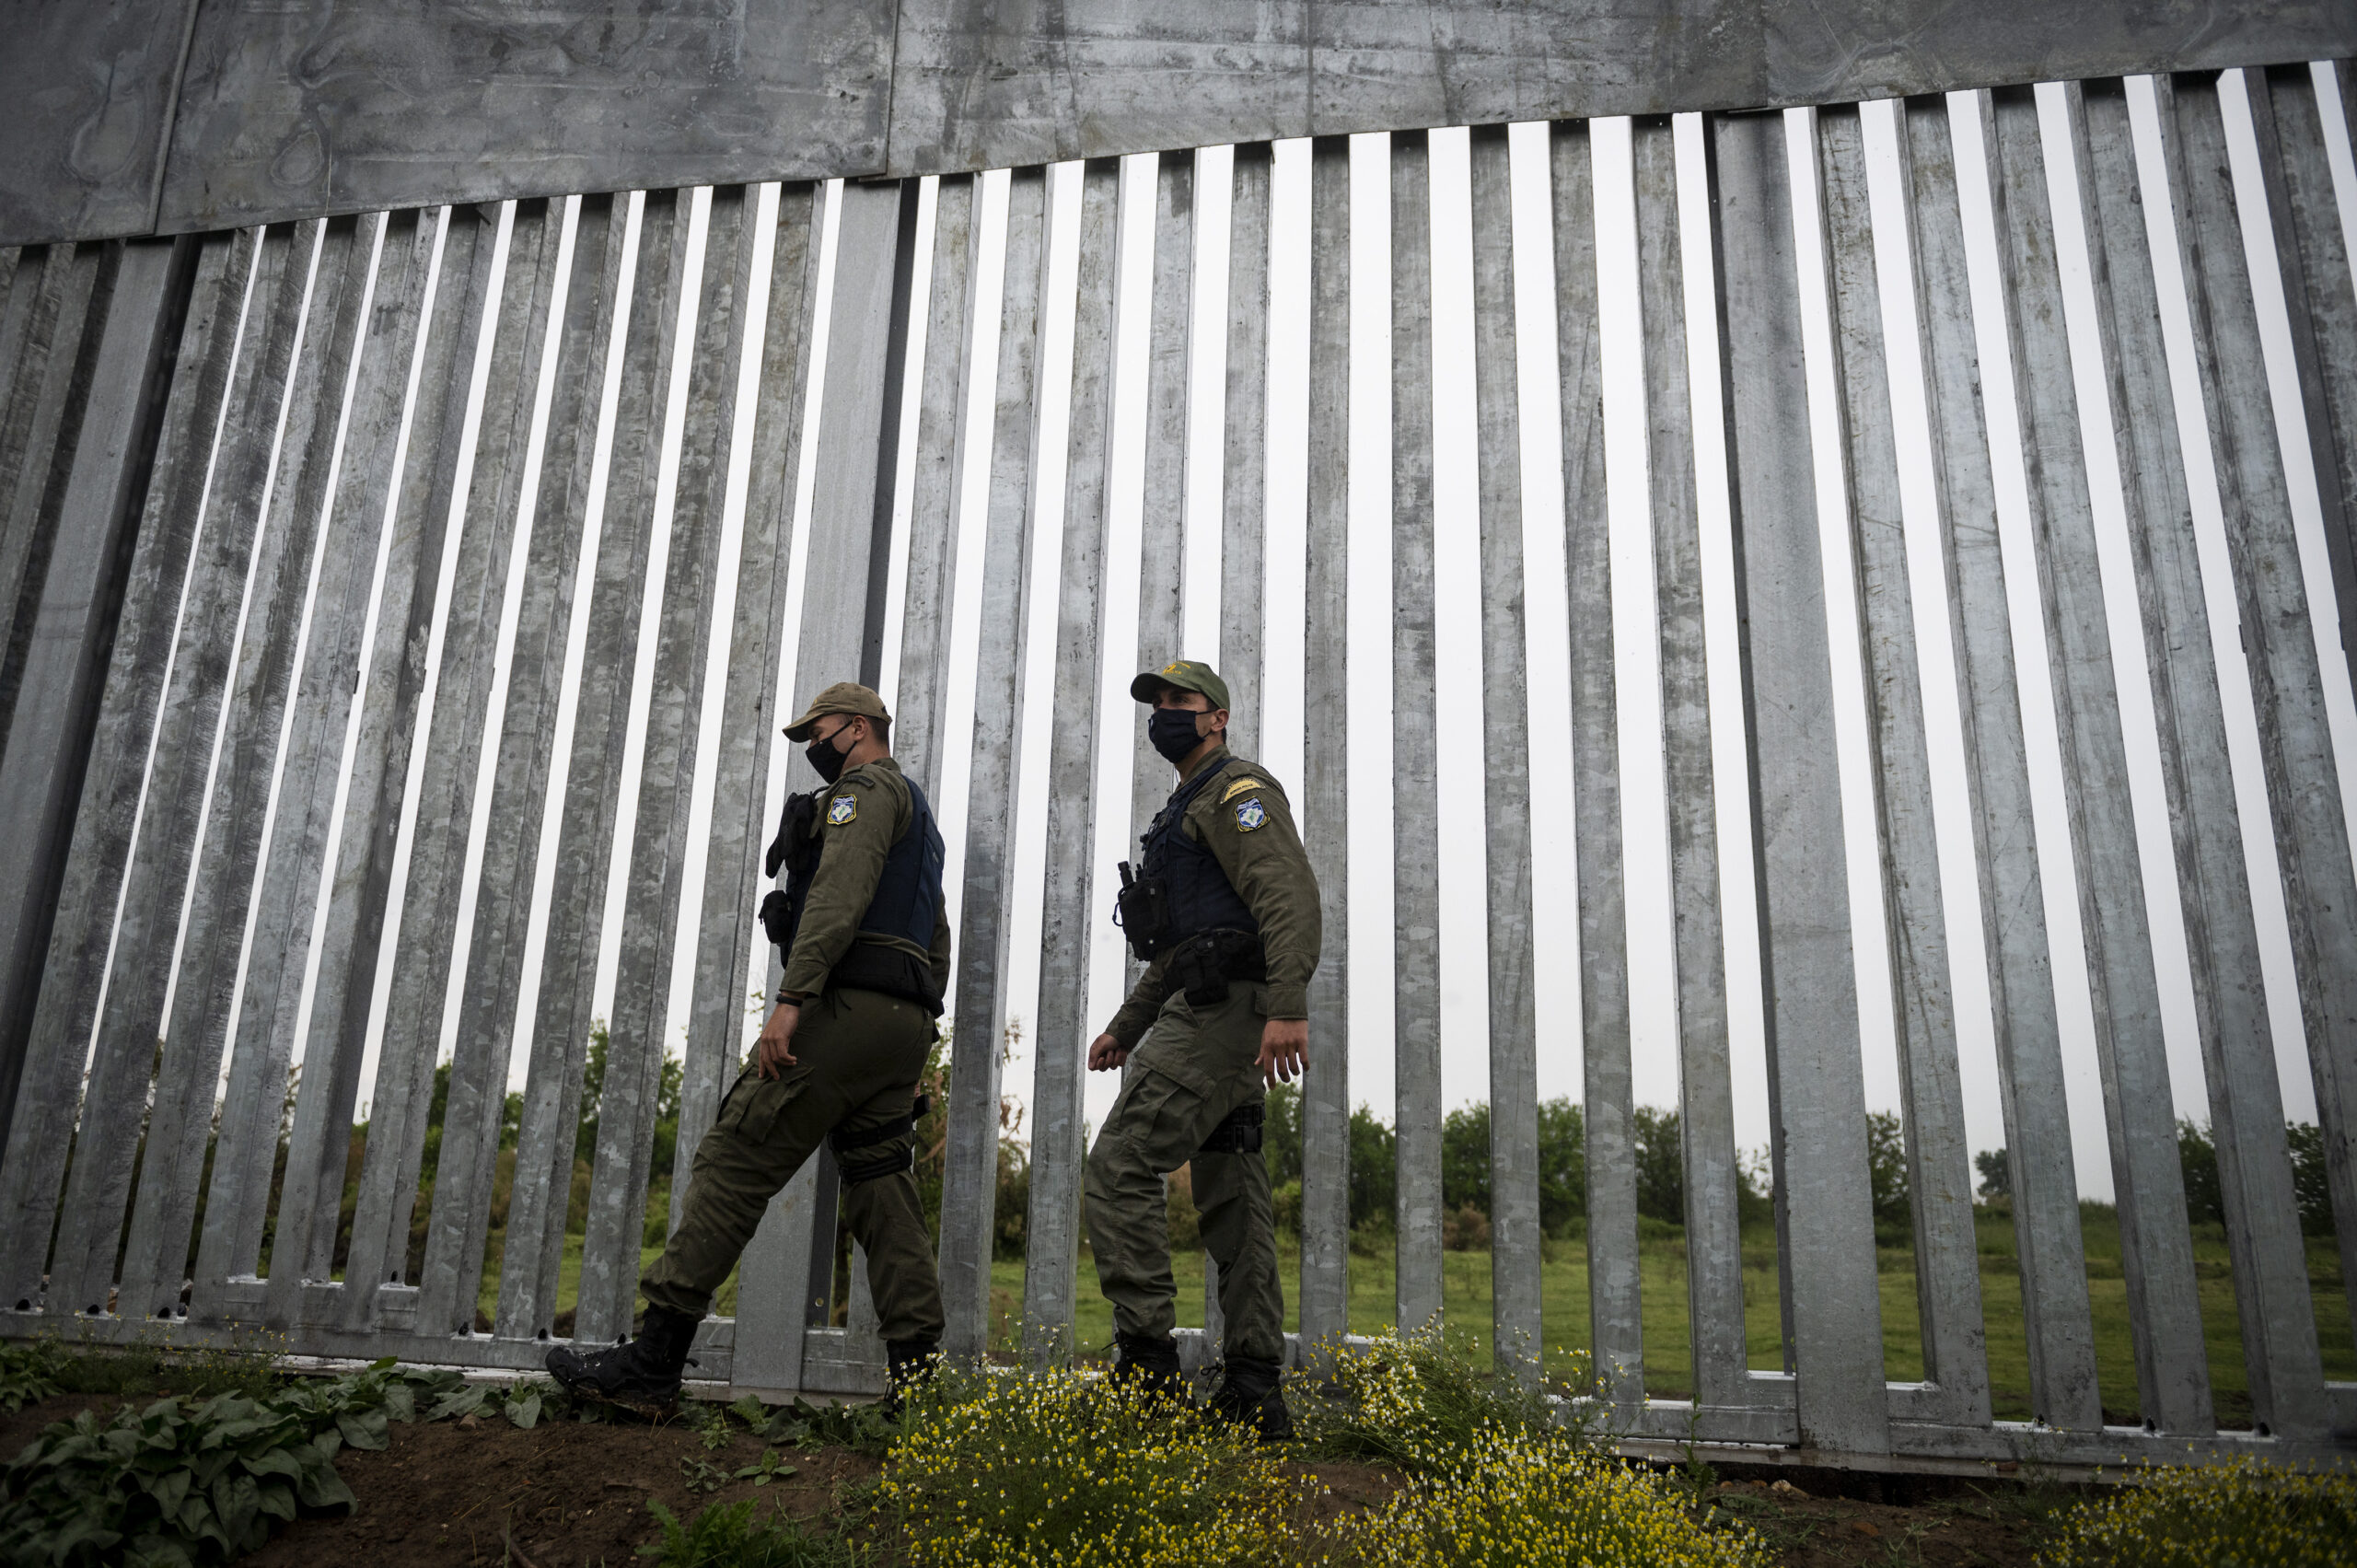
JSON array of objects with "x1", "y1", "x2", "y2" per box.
[
  {"x1": 1101, "y1": 744, "x2": 1321, "y2": 1048},
  {"x1": 777, "y1": 756, "x2": 954, "y2": 1003}
]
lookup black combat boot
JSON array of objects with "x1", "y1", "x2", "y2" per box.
[
  {"x1": 545, "y1": 1307, "x2": 698, "y2": 1414},
  {"x1": 883, "y1": 1338, "x2": 939, "y2": 1416},
  {"x1": 1206, "y1": 1355, "x2": 1294, "y2": 1442},
  {"x1": 1109, "y1": 1331, "x2": 1190, "y2": 1406}
]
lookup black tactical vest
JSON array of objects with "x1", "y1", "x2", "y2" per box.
[
  {"x1": 1138, "y1": 759, "x2": 1260, "y2": 953},
  {"x1": 761, "y1": 774, "x2": 946, "y2": 1013}
]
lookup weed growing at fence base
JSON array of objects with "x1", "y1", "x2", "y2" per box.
[
  {"x1": 1354, "y1": 1430, "x2": 1769, "y2": 1568},
  {"x1": 2036, "y1": 1458, "x2": 2357, "y2": 1567},
  {"x1": 1292, "y1": 1324, "x2": 1586, "y2": 1470},
  {"x1": 882, "y1": 1368, "x2": 1306, "y2": 1566},
  {"x1": 639, "y1": 1495, "x2": 860, "y2": 1568}
]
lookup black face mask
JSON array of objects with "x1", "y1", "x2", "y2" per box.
[
  {"x1": 806, "y1": 723, "x2": 855, "y2": 784},
  {"x1": 1148, "y1": 707, "x2": 1206, "y2": 765}
]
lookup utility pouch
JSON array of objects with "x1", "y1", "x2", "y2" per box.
[
  {"x1": 766, "y1": 791, "x2": 821, "y2": 880},
  {"x1": 1198, "y1": 1101, "x2": 1266, "y2": 1156},
  {"x1": 758, "y1": 889, "x2": 795, "y2": 949},
  {"x1": 1169, "y1": 927, "x2": 1266, "y2": 1005},
  {"x1": 1112, "y1": 860, "x2": 1171, "y2": 962}
]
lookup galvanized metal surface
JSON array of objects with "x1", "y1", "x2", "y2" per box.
[
  {"x1": 0, "y1": 54, "x2": 2351, "y2": 1475},
  {"x1": 13, "y1": 2, "x2": 2357, "y2": 245}
]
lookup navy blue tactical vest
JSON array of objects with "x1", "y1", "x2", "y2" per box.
[
  {"x1": 1139, "y1": 759, "x2": 1260, "y2": 952},
  {"x1": 857, "y1": 777, "x2": 945, "y2": 952}
]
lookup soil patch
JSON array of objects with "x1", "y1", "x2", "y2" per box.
[
  {"x1": 1, "y1": 1393, "x2": 2071, "y2": 1565},
  {"x1": 245, "y1": 1412, "x2": 879, "y2": 1568}
]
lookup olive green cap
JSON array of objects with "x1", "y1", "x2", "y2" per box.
[
  {"x1": 784, "y1": 680, "x2": 890, "y2": 741},
  {"x1": 1130, "y1": 658, "x2": 1230, "y2": 711}
]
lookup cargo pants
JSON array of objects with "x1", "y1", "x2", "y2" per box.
[
  {"x1": 1084, "y1": 983, "x2": 1284, "y2": 1365},
  {"x1": 641, "y1": 986, "x2": 945, "y2": 1345}
]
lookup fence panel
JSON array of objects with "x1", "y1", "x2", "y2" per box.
[{"x1": 1, "y1": 59, "x2": 2352, "y2": 1470}]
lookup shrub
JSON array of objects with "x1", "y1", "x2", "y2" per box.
[
  {"x1": 882, "y1": 1368, "x2": 1304, "y2": 1567},
  {"x1": 1294, "y1": 1324, "x2": 1575, "y2": 1472},
  {"x1": 1349, "y1": 1430, "x2": 1767, "y2": 1568},
  {"x1": 2037, "y1": 1458, "x2": 2356, "y2": 1568}
]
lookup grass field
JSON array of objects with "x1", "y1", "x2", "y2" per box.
[
  {"x1": 979, "y1": 1207, "x2": 2349, "y2": 1426},
  {"x1": 478, "y1": 1202, "x2": 2348, "y2": 1428}
]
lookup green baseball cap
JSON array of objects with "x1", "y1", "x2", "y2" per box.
[
  {"x1": 784, "y1": 680, "x2": 891, "y2": 741},
  {"x1": 1130, "y1": 659, "x2": 1230, "y2": 711}
]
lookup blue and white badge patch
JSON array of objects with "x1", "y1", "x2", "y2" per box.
[
  {"x1": 1234, "y1": 797, "x2": 1268, "y2": 832},
  {"x1": 827, "y1": 793, "x2": 858, "y2": 826}
]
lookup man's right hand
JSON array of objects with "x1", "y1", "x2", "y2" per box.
[{"x1": 1087, "y1": 1032, "x2": 1130, "y2": 1072}]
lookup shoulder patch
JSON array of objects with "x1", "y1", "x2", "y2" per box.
[
  {"x1": 826, "y1": 793, "x2": 858, "y2": 826},
  {"x1": 1220, "y1": 777, "x2": 1267, "y2": 803},
  {"x1": 1234, "y1": 797, "x2": 1268, "y2": 832}
]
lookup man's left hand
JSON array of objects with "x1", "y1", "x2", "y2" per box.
[
  {"x1": 758, "y1": 1000, "x2": 803, "y2": 1079},
  {"x1": 1256, "y1": 1017, "x2": 1308, "y2": 1086}
]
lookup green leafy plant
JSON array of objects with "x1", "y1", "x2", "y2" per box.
[
  {"x1": 0, "y1": 1351, "x2": 565, "y2": 1566},
  {"x1": 679, "y1": 1456, "x2": 730, "y2": 1494},
  {"x1": 736, "y1": 1450, "x2": 798, "y2": 1486},
  {"x1": 637, "y1": 1497, "x2": 859, "y2": 1567},
  {"x1": 0, "y1": 1391, "x2": 357, "y2": 1567},
  {"x1": 0, "y1": 1340, "x2": 64, "y2": 1412},
  {"x1": 695, "y1": 1400, "x2": 736, "y2": 1450},
  {"x1": 749, "y1": 1396, "x2": 896, "y2": 1458}
]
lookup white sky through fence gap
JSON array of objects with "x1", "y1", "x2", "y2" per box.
[
  {"x1": 1508, "y1": 120, "x2": 1583, "y2": 1109},
  {"x1": 284, "y1": 210, "x2": 401, "y2": 1085},
  {"x1": 227, "y1": 212, "x2": 392, "y2": 1084},
  {"x1": 504, "y1": 192, "x2": 647, "y2": 1092},
  {"x1": 1858, "y1": 99, "x2": 2010, "y2": 1164},
  {"x1": 1592, "y1": 117, "x2": 1682, "y2": 1117},
  {"x1": 1426, "y1": 126, "x2": 1495, "y2": 1111},
  {"x1": 87, "y1": 226, "x2": 265, "y2": 1079},
  {"x1": 1673, "y1": 113, "x2": 1773, "y2": 1157},
  {"x1": 1783, "y1": 109, "x2": 1908, "y2": 1121},
  {"x1": 1945, "y1": 91, "x2": 2109, "y2": 1196},
  {"x1": 932, "y1": 168, "x2": 1012, "y2": 990},
  {"x1": 441, "y1": 194, "x2": 583, "y2": 1087},
  {"x1": 1080, "y1": 153, "x2": 1162, "y2": 1135},
  {"x1": 2220, "y1": 68, "x2": 2349, "y2": 1123},
  {"x1": 749, "y1": 180, "x2": 843, "y2": 1040},
  {"x1": 1260, "y1": 140, "x2": 1312, "y2": 835},
  {"x1": 2037, "y1": 82, "x2": 2204, "y2": 1190},
  {"x1": 588, "y1": 186, "x2": 712, "y2": 1035},
  {"x1": 659, "y1": 180, "x2": 784, "y2": 1076},
  {"x1": 1002, "y1": 160, "x2": 1086, "y2": 1119},
  {"x1": 1185, "y1": 145, "x2": 1232, "y2": 666},
  {"x1": 878, "y1": 177, "x2": 943, "y2": 719},
  {"x1": 2127, "y1": 75, "x2": 2310, "y2": 1123},
  {"x1": 345, "y1": 207, "x2": 456, "y2": 1110},
  {"x1": 1349, "y1": 131, "x2": 1399, "y2": 1121},
  {"x1": 184, "y1": 215, "x2": 331, "y2": 1096}
]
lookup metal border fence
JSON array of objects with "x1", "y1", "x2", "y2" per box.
[{"x1": 0, "y1": 62, "x2": 2351, "y2": 1470}]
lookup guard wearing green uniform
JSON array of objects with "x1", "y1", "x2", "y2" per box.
[
  {"x1": 548, "y1": 682, "x2": 950, "y2": 1411},
  {"x1": 1086, "y1": 660, "x2": 1322, "y2": 1441}
]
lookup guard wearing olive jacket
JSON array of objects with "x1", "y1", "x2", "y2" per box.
[
  {"x1": 549, "y1": 682, "x2": 950, "y2": 1413},
  {"x1": 1086, "y1": 659, "x2": 1323, "y2": 1441}
]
